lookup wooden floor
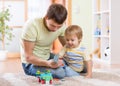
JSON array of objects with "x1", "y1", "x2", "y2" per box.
[
  {"x1": 0, "y1": 58, "x2": 24, "y2": 73},
  {"x1": 0, "y1": 58, "x2": 120, "y2": 73},
  {"x1": 93, "y1": 60, "x2": 120, "y2": 70}
]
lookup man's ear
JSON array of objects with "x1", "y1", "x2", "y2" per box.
[
  {"x1": 44, "y1": 16, "x2": 48, "y2": 19},
  {"x1": 79, "y1": 38, "x2": 82, "y2": 42}
]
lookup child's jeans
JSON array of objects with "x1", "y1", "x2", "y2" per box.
[
  {"x1": 22, "y1": 53, "x2": 65, "y2": 79},
  {"x1": 63, "y1": 61, "x2": 80, "y2": 77},
  {"x1": 63, "y1": 60, "x2": 87, "y2": 77}
]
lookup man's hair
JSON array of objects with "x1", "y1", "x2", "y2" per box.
[
  {"x1": 46, "y1": 3, "x2": 67, "y2": 24},
  {"x1": 65, "y1": 25, "x2": 83, "y2": 40}
]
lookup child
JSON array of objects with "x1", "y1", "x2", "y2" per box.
[{"x1": 59, "y1": 25, "x2": 92, "y2": 78}]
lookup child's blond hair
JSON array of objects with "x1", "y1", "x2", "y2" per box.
[{"x1": 65, "y1": 25, "x2": 83, "y2": 42}]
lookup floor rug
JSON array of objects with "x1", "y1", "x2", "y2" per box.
[{"x1": 0, "y1": 69, "x2": 120, "y2": 86}]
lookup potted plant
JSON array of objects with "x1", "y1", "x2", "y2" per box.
[{"x1": 0, "y1": 8, "x2": 14, "y2": 60}]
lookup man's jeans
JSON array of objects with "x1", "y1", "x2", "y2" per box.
[
  {"x1": 22, "y1": 53, "x2": 65, "y2": 79},
  {"x1": 22, "y1": 63, "x2": 80, "y2": 79},
  {"x1": 22, "y1": 63, "x2": 65, "y2": 79}
]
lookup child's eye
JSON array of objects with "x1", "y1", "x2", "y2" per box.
[
  {"x1": 66, "y1": 39, "x2": 69, "y2": 41},
  {"x1": 71, "y1": 39, "x2": 74, "y2": 41},
  {"x1": 65, "y1": 39, "x2": 69, "y2": 42}
]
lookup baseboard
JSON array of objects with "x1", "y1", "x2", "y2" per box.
[{"x1": 7, "y1": 52, "x2": 20, "y2": 59}]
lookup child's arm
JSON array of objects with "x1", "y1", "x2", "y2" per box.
[
  {"x1": 85, "y1": 60, "x2": 93, "y2": 78},
  {"x1": 58, "y1": 45, "x2": 66, "y2": 59}
]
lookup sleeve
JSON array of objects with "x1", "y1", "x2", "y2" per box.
[
  {"x1": 79, "y1": 46, "x2": 91, "y2": 61},
  {"x1": 83, "y1": 50, "x2": 91, "y2": 61},
  {"x1": 21, "y1": 19, "x2": 37, "y2": 42},
  {"x1": 84, "y1": 54, "x2": 91, "y2": 61}
]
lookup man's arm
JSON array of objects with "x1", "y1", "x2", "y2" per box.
[
  {"x1": 22, "y1": 40, "x2": 59, "y2": 68},
  {"x1": 58, "y1": 36, "x2": 66, "y2": 46}
]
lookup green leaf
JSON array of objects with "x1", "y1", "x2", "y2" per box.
[{"x1": 0, "y1": 8, "x2": 14, "y2": 49}]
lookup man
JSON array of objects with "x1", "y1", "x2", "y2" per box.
[{"x1": 21, "y1": 3, "x2": 67, "y2": 79}]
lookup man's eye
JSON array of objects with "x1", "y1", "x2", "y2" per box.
[{"x1": 51, "y1": 25, "x2": 55, "y2": 27}]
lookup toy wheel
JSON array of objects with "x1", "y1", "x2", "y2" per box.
[
  {"x1": 50, "y1": 80, "x2": 52, "y2": 84},
  {"x1": 41, "y1": 80, "x2": 45, "y2": 84},
  {"x1": 38, "y1": 78, "x2": 41, "y2": 83}
]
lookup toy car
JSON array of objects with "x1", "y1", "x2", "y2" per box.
[{"x1": 36, "y1": 70, "x2": 53, "y2": 85}]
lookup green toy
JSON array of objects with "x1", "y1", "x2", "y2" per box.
[{"x1": 36, "y1": 70, "x2": 53, "y2": 85}]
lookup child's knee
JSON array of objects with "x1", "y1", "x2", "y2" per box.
[{"x1": 55, "y1": 67, "x2": 65, "y2": 79}]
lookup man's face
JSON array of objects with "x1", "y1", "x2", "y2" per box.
[{"x1": 45, "y1": 17, "x2": 63, "y2": 32}]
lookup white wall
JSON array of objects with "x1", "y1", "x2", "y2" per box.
[
  {"x1": 111, "y1": 0, "x2": 120, "y2": 64},
  {"x1": 72, "y1": 0, "x2": 92, "y2": 54}
]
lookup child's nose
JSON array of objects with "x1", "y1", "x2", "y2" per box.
[{"x1": 68, "y1": 41, "x2": 72, "y2": 44}]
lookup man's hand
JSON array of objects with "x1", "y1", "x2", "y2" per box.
[{"x1": 47, "y1": 59, "x2": 64, "y2": 68}]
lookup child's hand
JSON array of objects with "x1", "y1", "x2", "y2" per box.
[
  {"x1": 47, "y1": 60, "x2": 59, "y2": 68},
  {"x1": 59, "y1": 56, "x2": 64, "y2": 59},
  {"x1": 57, "y1": 59, "x2": 64, "y2": 66},
  {"x1": 48, "y1": 59, "x2": 64, "y2": 68},
  {"x1": 52, "y1": 59, "x2": 64, "y2": 66}
]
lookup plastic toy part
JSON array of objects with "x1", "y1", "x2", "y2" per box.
[{"x1": 53, "y1": 54, "x2": 59, "y2": 63}]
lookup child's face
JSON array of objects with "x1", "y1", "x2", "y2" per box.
[{"x1": 65, "y1": 34, "x2": 80, "y2": 48}]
